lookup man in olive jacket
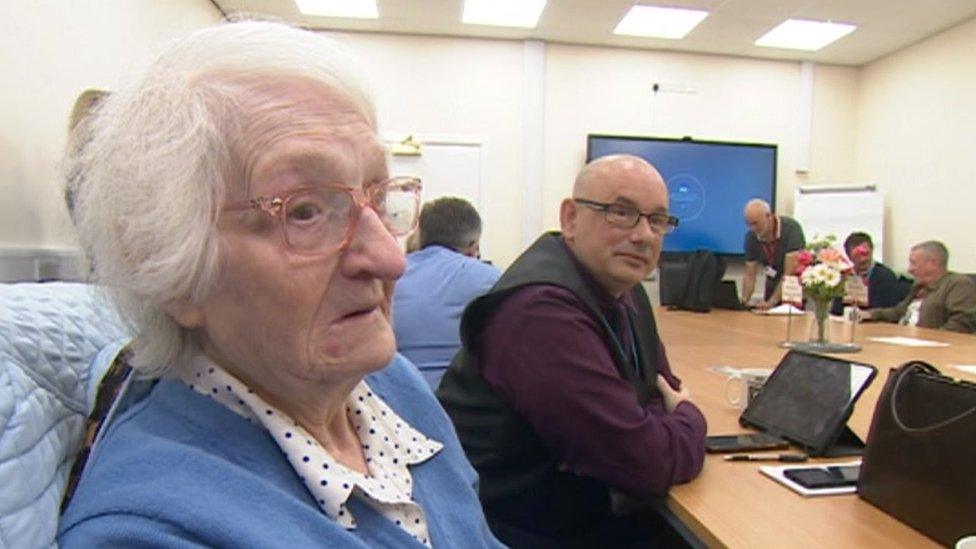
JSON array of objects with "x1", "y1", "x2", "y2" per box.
[{"x1": 863, "y1": 241, "x2": 976, "y2": 333}]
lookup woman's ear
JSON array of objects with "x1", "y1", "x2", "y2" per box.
[{"x1": 163, "y1": 299, "x2": 206, "y2": 328}]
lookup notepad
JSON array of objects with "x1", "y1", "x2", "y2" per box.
[
  {"x1": 954, "y1": 365, "x2": 976, "y2": 375},
  {"x1": 752, "y1": 304, "x2": 805, "y2": 315},
  {"x1": 707, "y1": 365, "x2": 742, "y2": 377},
  {"x1": 868, "y1": 336, "x2": 950, "y2": 348},
  {"x1": 760, "y1": 460, "x2": 861, "y2": 497}
]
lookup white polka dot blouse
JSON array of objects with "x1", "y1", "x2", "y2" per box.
[{"x1": 179, "y1": 354, "x2": 444, "y2": 547}]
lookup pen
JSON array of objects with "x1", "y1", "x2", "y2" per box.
[{"x1": 725, "y1": 453, "x2": 808, "y2": 462}]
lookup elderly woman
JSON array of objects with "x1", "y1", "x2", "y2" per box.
[{"x1": 58, "y1": 21, "x2": 501, "y2": 548}]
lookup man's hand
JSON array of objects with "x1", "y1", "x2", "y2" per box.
[
  {"x1": 656, "y1": 375, "x2": 692, "y2": 413},
  {"x1": 753, "y1": 299, "x2": 776, "y2": 311}
]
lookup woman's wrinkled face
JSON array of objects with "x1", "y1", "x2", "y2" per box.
[{"x1": 181, "y1": 76, "x2": 405, "y2": 396}]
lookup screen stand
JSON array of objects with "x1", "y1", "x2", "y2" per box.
[{"x1": 819, "y1": 425, "x2": 865, "y2": 457}]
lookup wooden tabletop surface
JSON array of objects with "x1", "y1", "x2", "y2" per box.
[{"x1": 657, "y1": 308, "x2": 976, "y2": 548}]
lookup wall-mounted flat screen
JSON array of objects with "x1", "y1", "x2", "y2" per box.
[{"x1": 586, "y1": 135, "x2": 777, "y2": 256}]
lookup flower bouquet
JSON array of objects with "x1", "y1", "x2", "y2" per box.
[{"x1": 794, "y1": 235, "x2": 854, "y2": 344}]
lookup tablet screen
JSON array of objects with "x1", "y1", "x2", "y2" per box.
[{"x1": 740, "y1": 351, "x2": 876, "y2": 454}]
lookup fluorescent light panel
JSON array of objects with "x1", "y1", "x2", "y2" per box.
[
  {"x1": 614, "y1": 5, "x2": 709, "y2": 39},
  {"x1": 294, "y1": 0, "x2": 378, "y2": 19},
  {"x1": 462, "y1": 0, "x2": 547, "y2": 29},
  {"x1": 755, "y1": 19, "x2": 856, "y2": 51}
]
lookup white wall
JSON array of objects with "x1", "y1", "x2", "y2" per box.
[
  {"x1": 0, "y1": 1, "x2": 882, "y2": 274},
  {"x1": 541, "y1": 44, "x2": 859, "y2": 231},
  {"x1": 333, "y1": 33, "x2": 527, "y2": 268},
  {"x1": 329, "y1": 37, "x2": 859, "y2": 267},
  {"x1": 0, "y1": 0, "x2": 221, "y2": 252},
  {"x1": 809, "y1": 65, "x2": 860, "y2": 183},
  {"x1": 856, "y1": 17, "x2": 976, "y2": 273}
]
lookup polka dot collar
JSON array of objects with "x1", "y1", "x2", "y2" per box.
[{"x1": 179, "y1": 354, "x2": 443, "y2": 546}]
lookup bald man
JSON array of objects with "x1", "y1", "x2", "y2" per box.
[
  {"x1": 438, "y1": 155, "x2": 707, "y2": 547},
  {"x1": 741, "y1": 199, "x2": 806, "y2": 309}
]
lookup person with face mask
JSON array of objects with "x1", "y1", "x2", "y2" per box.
[{"x1": 830, "y1": 231, "x2": 910, "y2": 315}]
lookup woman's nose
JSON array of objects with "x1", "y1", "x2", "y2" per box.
[{"x1": 339, "y1": 205, "x2": 406, "y2": 280}]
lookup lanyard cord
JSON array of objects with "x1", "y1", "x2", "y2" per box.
[
  {"x1": 595, "y1": 307, "x2": 641, "y2": 377},
  {"x1": 761, "y1": 239, "x2": 779, "y2": 267},
  {"x1": 760, "y1": 216, "x2": 780, "y2": 267}
]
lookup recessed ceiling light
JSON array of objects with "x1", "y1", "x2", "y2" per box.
[
  {"x1": 294, "y1": 0, "x2": 378, "y2": 19},
  {"x1": 462, "y1": 0, "x2": 547, "y2": 29},
  {"x1": 614, "y1": 5, "x2": 709, "y2": 39},
  {"x1": 755, "y1": 19, "x2": 857, "y2": 51}
]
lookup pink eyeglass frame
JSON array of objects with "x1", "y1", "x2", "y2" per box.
[{"x1": 221, "y1": 175, "x2": 422, "y2": 256}]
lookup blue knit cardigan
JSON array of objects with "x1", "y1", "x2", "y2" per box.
[{"x1": 59, "y1": 355, "x2": 502, "y2": 548}]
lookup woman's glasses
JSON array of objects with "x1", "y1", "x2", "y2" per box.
[{"x1": 223, "y1": 176, "x2": 422, "y2": 256}]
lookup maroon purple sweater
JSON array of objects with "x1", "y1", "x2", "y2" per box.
[{"x1": 477, "y1": 275, "x2": 707, "y2": 496}]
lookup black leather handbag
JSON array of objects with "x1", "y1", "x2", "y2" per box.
[{"x1": 858, "y1": 361, "x2": 976, "y2": 546}]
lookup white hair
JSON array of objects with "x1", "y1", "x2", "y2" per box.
[
  {"x1": 744, "y1": 198, "x2": 771, "y2": 215},
  {"x1": 68, "y1": 20, "x2": 377, "y2": 376},
  {"x1": 912, "y1": 240, "x2": 949, "y2": 267}
]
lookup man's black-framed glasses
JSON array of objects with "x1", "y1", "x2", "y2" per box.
[{"x1": 574, "y1": 198, "x2": 678, "y2": 235}]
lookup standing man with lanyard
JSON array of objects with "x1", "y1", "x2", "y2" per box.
[{"x1": 740, "y1": 199, "x2": 806, "y2": 309}]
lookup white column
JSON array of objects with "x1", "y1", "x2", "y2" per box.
[
  {"x1": 795, "y1": 61, "x2": 814, "y2": 173},
  {"x1": 522, "y1": 40, "x2": 546, "y2": 248}
]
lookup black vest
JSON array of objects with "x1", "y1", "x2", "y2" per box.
[{"x1": 437, "y1": 232, "x2": 664, "y2": 547}]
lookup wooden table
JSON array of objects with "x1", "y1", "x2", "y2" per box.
[{"x1": 657, "y1": 308, "x2": 976, "y2": 548}]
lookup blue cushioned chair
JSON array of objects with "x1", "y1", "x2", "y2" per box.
[{"x1": 0, "y1": 283, "x2": 131, "y2": 548}]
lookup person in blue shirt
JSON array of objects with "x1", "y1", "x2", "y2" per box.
[{"x1": 393, "y1": 197, "x2": 500, "y2": 389}]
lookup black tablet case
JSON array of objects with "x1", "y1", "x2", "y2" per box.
[{"x1": 739, "y1": 350, "x2": 877, "y2": 457}]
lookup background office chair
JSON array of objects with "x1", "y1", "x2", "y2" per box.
[
  {"x1": 658, "y1": 260, "x2": 689, "y2": 307},
  {"x1": 660, "y1": 250, "x2": 725, "y2": 312}
]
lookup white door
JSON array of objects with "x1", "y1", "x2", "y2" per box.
[{"x1": 385, "y1": 135, "x2": 487, "y2": 255}]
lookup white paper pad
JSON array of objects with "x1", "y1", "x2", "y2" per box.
[
  {"x1": 759, "y1": 460, "x2": 861, "y2": 497},
  {"x1": 752, "y1": 304, "x2": 805, "y2": 316},
  {"x1": 707, "y1": 365, "x2": 741, "y2": 377},
  {"x1": 954, "y1": 365, "x2": 976, "y2": 375},
  {"x1": 868, "y1": 336, "x2": 950, "y2": 348}
]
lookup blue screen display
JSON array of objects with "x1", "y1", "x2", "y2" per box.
[{"x1": 586, "y1": 136, "x2": 776, "y2": 255}]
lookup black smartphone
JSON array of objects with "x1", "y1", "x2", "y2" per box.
[
  {"x1": 783, "y1": 465, "x2": 860, "y2": 489},
  {"x1": 705, "y1": 432, "x2": 789, "y2": 453}
]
